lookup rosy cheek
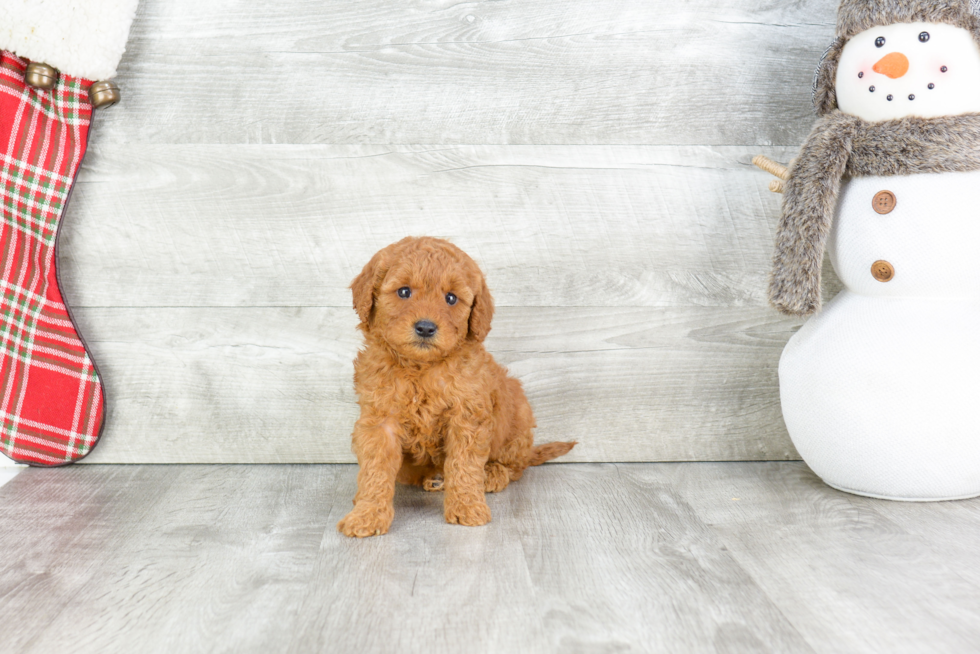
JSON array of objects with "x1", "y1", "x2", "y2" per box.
[
  {"x1": 853, "y1": 59, "x2": 875, "y2": 80},
  {"x1": 934, "y1": 59, "x2": 951, "y2": 77}
]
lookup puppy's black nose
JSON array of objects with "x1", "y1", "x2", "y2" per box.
[{"x1": 414, "y1": 320, "x2": 438, "y2": 339}]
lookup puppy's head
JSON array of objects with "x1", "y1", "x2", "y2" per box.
[{"x1": 351, "y1": 237, "x2": 494, "y2": 362}]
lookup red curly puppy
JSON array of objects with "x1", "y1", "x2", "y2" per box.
[{"x1": 337, "y1": 237, "x2": 576, "y2": 538}]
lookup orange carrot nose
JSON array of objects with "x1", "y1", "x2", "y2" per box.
[{"x1": 873, "y1": 52, "x2": 910, "y2": 79}]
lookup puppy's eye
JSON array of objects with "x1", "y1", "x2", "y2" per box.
[
  {"x1": 445, "y1": 292, "x2": 457, "y2": 306},
  {"x1": 397, "y1": 287, "x2": 411, "y2": 299},
  {"x1": 875, "y1": 36, "x2": 885, "y2": 47},
  {"x1": 919, "y1": 32, "x2": 930, "y2": 43}
]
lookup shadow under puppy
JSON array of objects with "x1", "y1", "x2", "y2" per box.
[{"x1": 338, "y1": 236, "x2": 576, "y2": 538}]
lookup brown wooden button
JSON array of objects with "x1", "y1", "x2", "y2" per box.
[
  {"x1": 872, "y1": 190, "x2": 896, "y2": 214},
  {"x1": 871, "y1": 260, "x2": 895, "y2": 282}
]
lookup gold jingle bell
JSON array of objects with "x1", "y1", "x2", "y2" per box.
[
  {"x1": 25, "y1": 62, "x2": 59, "y2": 90},
  {"x1": 89, "y1": 80, "x2": 121, "y2": 109}
]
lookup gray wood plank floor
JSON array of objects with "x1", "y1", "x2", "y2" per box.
[
  {"x1": 0, "y1": 467, "x2": 18, "y2": 488},
  {"x1": 2, "y1": 463, "x2": 977, "y2": 653}
]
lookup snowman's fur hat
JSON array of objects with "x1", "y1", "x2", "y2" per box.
[
  {"x1": 768, "y1": 0, "x2": 980, "y2": 317},
  {"x1": 813, "y1": 0, "x2": 980, "y2": 115}
]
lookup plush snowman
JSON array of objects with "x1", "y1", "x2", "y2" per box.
[{"x1": 761, "y1": 0, "x2": 980, "y2": 500}]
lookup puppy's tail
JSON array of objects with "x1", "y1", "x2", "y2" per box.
[{"x1": 528, "y1": 441, "x2": 577, "y2": 466}]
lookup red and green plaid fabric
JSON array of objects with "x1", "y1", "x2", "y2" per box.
[{"x1": 0, "y1": 51, "x2": 105, "y2": 466}]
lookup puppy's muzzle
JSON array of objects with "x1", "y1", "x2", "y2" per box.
[{"x1": 414, "y1": 320, "x2": 438, "y2": 339}]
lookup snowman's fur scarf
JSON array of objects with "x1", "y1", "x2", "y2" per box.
[
  {"x1": 770, "y1": 110, "x2": 980, "y2": 316},
  {"x1": 814, "y1": 0, "x2": 980, "y2": 116}
]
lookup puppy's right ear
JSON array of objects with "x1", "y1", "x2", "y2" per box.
[{"x1": 351, "y1": 248, "x2": 390, "y2": 326}]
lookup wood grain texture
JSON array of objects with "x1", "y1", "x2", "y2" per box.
[
  {"x1": 61, "y1": 144, "x2": 798, "y2": 308},
  {"x1": 14, "y1": 466, "x2": 345, "y2": 654},
  {"x1": 665, "y1": 463, "x2": 980, "y2": 653},
  {"x1": 3, "y1": 464, "x2": 979, "y2": 653},
  {"x1": 47, "y1": 0, "x2": 842, "y2": 463},
  {"x1": 74, "y1": 305, "x2": 801, "y2": 464},
  {"x1": 290, "y1": 463, "x2": 811, "y2": 653},
  {"x1": 92, "y1": 0, "x2": 834, "y2": 146},
  {"x1": 0, "y1": 467, "x2": 178, "y2": 653}
]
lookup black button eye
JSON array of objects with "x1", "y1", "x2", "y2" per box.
[
  {"x1": 445, "y1": 292, "x2": 457, "y2": 306},
  {"x1": 875, "y1": 36, "x2": 886, "y2": 47},
  {"x1": 919, "y1": 32, "x2": 930, "y2": 42},
  {"x1": 397, "y1": 287, "x2": 411, "y2": 299}
]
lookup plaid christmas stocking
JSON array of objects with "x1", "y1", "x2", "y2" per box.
[{"x1": 0, "y1": 51, "x2": 105, "y2": 465}]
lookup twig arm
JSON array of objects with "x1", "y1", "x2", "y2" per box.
[
  {"x1": 752, "y1": 155, "x2": 789, "y2": 194},
  {"x1": 752, "y1": 155, "x2": 790, "y2": 180}
]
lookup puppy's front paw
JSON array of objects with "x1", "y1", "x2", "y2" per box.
[
  {"x1": 337, "y1": 504, "x2": 394, "y2": 538},
  {"x1": 444, "y1": 499, "x2": 492, "y2": 526}
]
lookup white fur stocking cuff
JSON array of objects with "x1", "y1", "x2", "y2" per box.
[{"x1": 0, "y1": 0, "x2": 139, "y2": 80}]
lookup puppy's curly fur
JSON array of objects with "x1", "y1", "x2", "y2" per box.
[{"x1": 337, "y1": 237, "x2": 576, "y2": 538}]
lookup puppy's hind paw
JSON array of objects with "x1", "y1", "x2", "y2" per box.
[
  {"x1": 422, "y1": 475, "x2": 444, "y2": 492},
  {"x1": 484, "y1": 462, "x2": 511, "y2": 493}
]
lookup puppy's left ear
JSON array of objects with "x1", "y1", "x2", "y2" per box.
[
  {"x1": 467, "y1": 275, "x2": 495, "y2": 342},
  {"x1": 351, "y1": 247, "x2": 390, "y2": 326}
]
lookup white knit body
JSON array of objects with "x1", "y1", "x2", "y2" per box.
[{"x1": 779, "y1": 169, "x2": 980, "y2": 500}]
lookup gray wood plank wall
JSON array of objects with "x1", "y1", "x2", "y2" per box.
[{"x1": 63, "y1": 0, "x2": 839, "y2": 463}]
